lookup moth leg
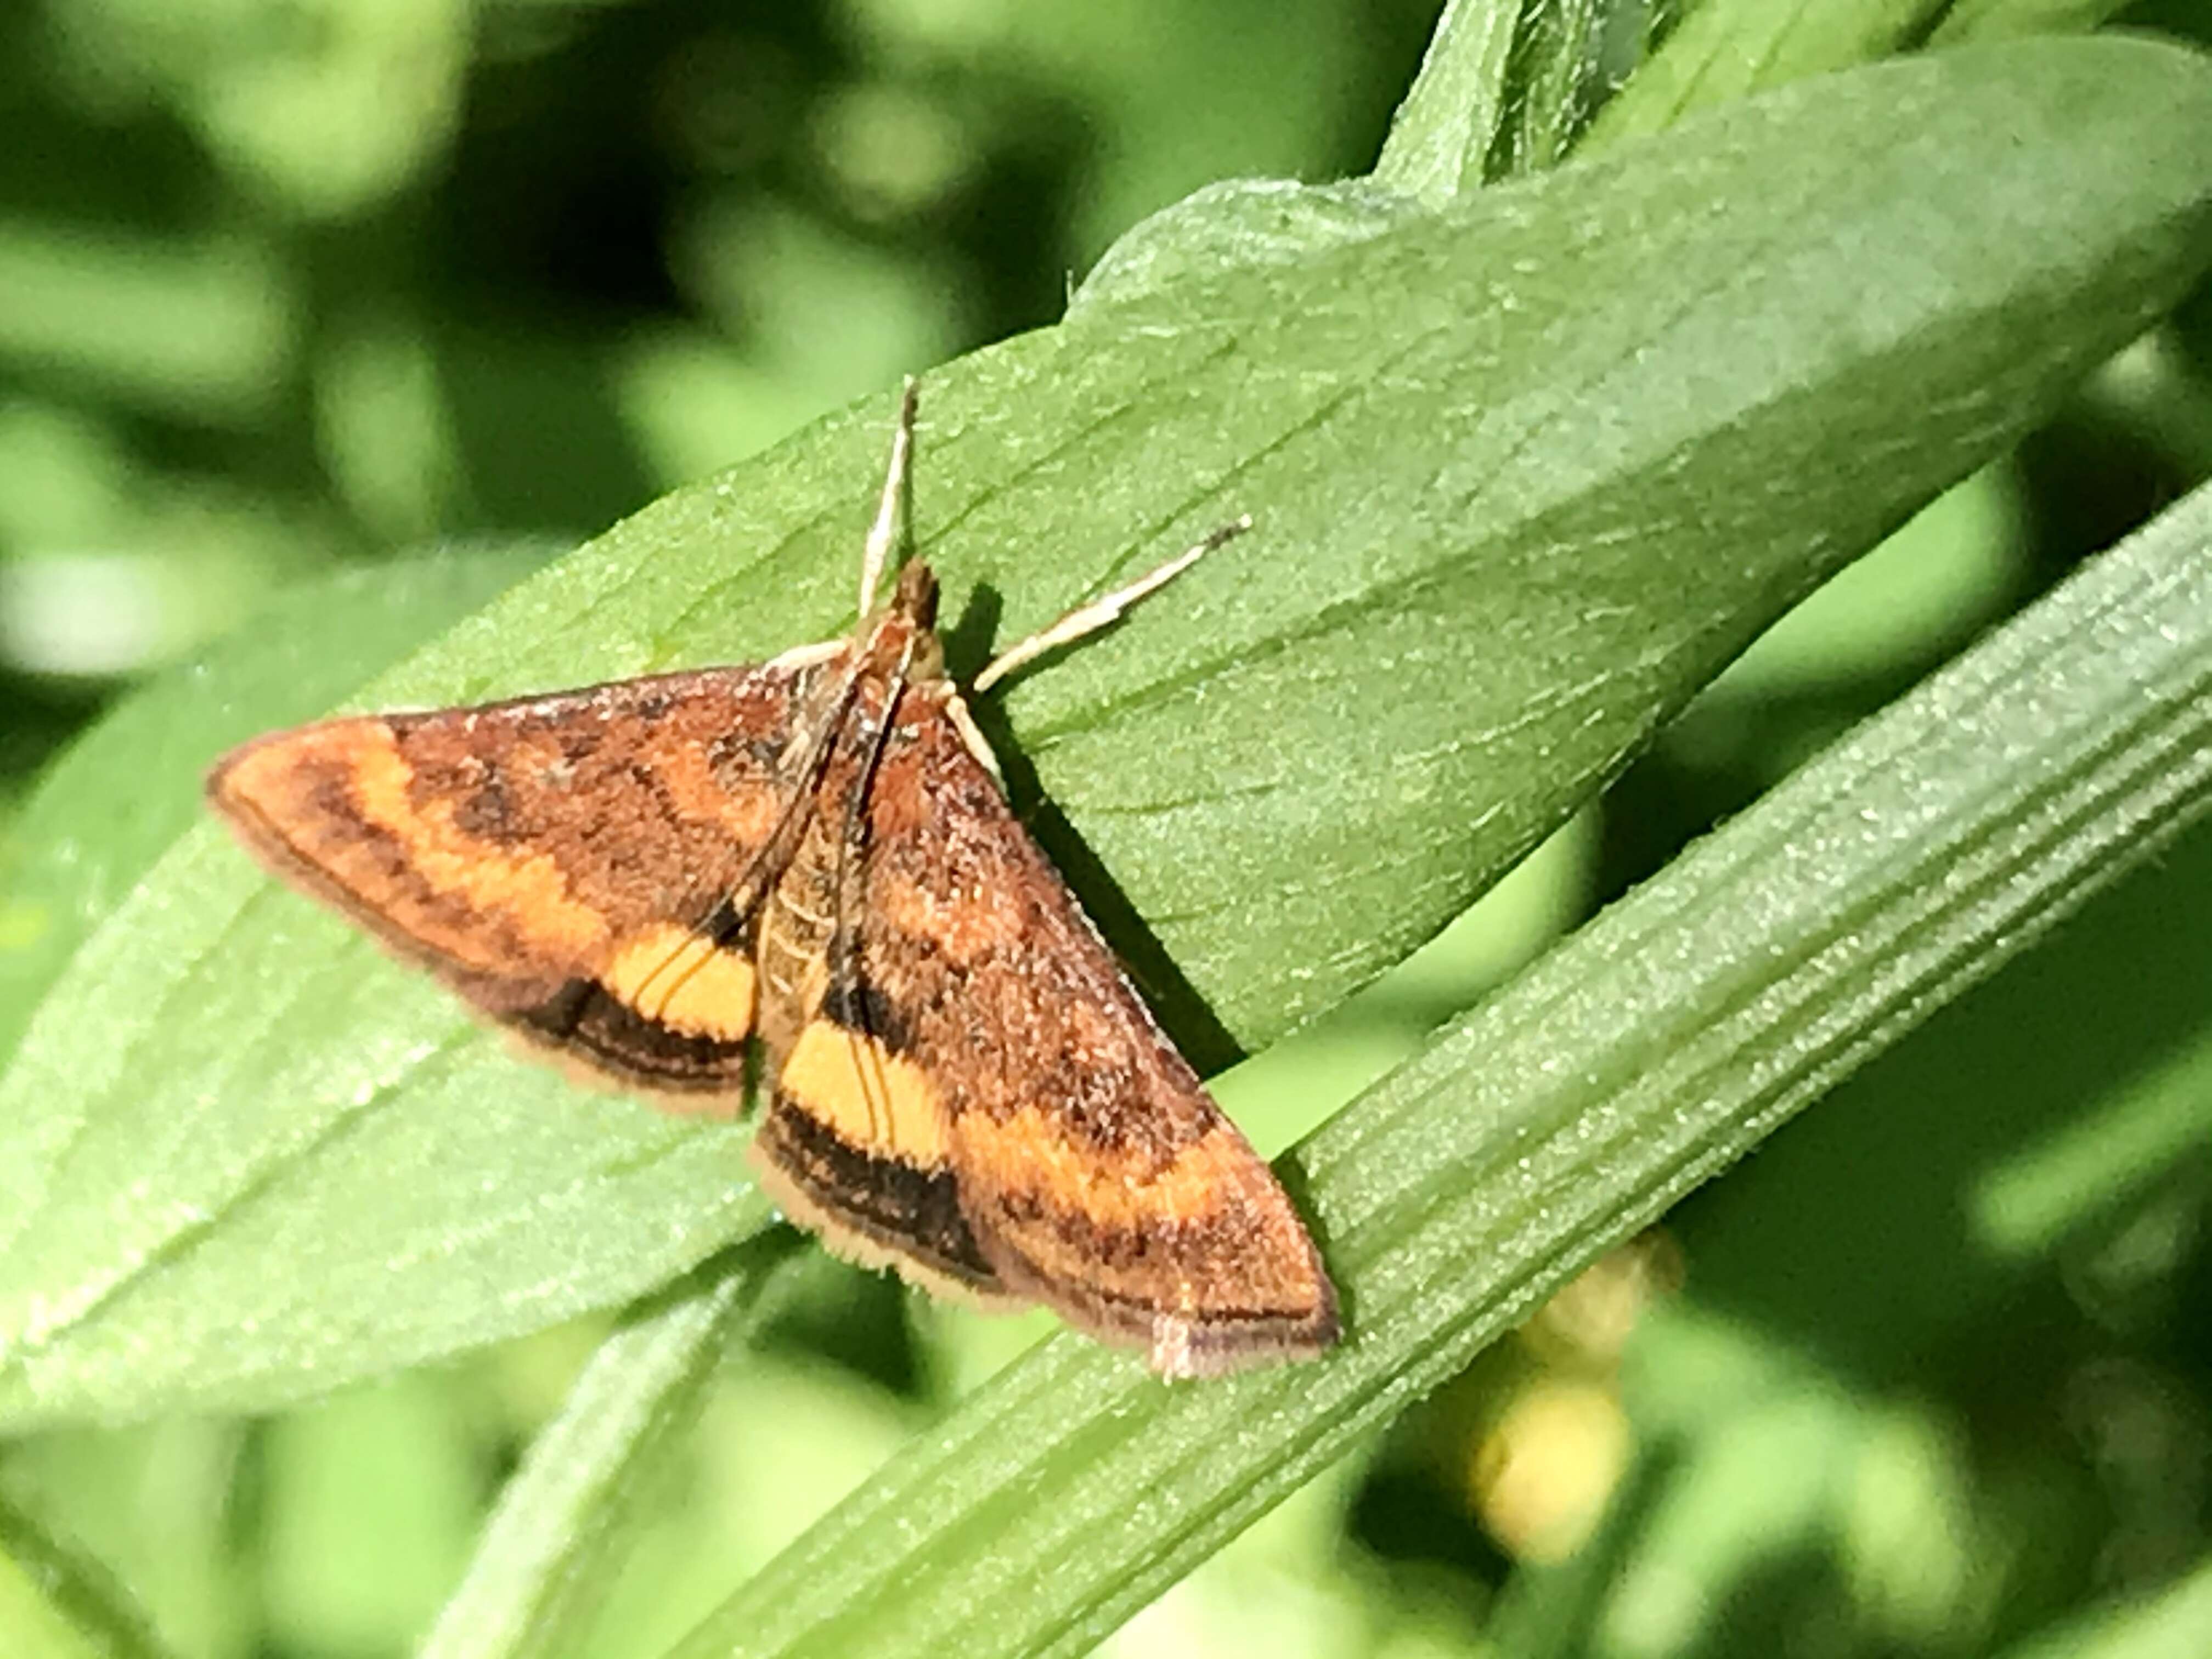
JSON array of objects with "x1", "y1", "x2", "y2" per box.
[
  {"x1": 970, "y1": 515, "x2": 1252, "y2": 693},
  {"x1": 937, "y1": 687, "x2": 1003, "y2": 785},
  {"x1": 762, "y1": 638, "x2": 849, "y2": 673}
]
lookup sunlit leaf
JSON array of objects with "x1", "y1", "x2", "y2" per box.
[{"x1": 1, "y1": 38, "x2": 2207, "y2": 1428}]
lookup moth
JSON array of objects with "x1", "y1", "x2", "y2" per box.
[{"x1": 207, "y1": 384, "x2": 1338, "y2": 1377}]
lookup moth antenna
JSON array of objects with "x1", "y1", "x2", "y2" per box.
[
  {"x1": 971, "y1": 514, "x2": 1251, "y2": 693},
  {"x1": 859, "y1": 377, "x2": 919, "y2": 618}
]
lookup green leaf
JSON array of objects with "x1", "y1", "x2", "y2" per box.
[
  {"x1": 1, "y1": 39, "x2": 2208, "y2": 1427},
  {"x1": 1668, "y1": 805, "x2": 2212, "y2": 1379},
  {"x1": 0, "y1": 1489, "x2": 174, "y2": 1659},
  {"x1": 1370, "y1": 0, "x2": 1639, "y2": 198},
  {"x1": 1994, "y1": 1555, "x2": 2212, "y2": 1659},
  {"x1": 664, "y1": 472, "x2": 2212, "y2": 1659},
  {"x1": 1095, "y1": 0, "x2": 1623, "y2": 312},
  {"x1": 1068, "y1": 179, "x2": 1415, "y2": 314},
  {"x1": 0, "y1": 547, "x2": 550, "y2": 1070},
  {"x1": 1485, "y1": 0, "x2": 1613, "y2": 176},
  {"x1": 1085, "y1": 0, "x2": 1636, "y2": 306},
  {"x1": 1582, "y1": 0, "x2": 1950, "y2": 153},
  {"x1": 418, "y1": 1240, "x2": 804, "y2": 1659},
  {"x1": 1931, "y1": 0, "x2": 2140, "y2": 44},
  {"x1": 1369, "y1": 0, "x2": 1526, "y2": 201}
]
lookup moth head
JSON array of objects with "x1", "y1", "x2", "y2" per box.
[
  {"x1": 889, "y1": 558, "x2": 939, "y2": 630},
  {"x1": 870, "y1": 557, "x2": 945, "y2": 683}
]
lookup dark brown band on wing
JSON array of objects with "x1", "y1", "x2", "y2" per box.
[
  {"x1": 973, "y1": 1210, "x2": 1340, "y2": 1375},
  {"x1": 977, "y1": 1193, "x2": 1338, "y2": 1324},
  {"x1": 514, "y1": 978, "x2": 751, "y2": 1091},
  {"x1": 753, "y1": 1094, "x2": 998, "y2": 1290},
  {"x1": 820, "y1": 944, "x2": 918, "y2": 1056}
]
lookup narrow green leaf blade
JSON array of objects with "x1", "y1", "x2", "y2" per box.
[
  {"x1": 1, "y1": 40, "x2": 2208, "y2": 1427},
  {"x1": 1487, "y1": 0, "x2": 1613, "y2": 176},
  {"x1": 1583, "y1": 0, "x2": 1948, "y2": 152},
  {"x1": 667, "y1": 474, "x2": 2212, "y2": 1659},
  {"x1": 0, "y1": 1490, "x2": 174, "y2": 1659},
  {"x1": 419, "y1": 1240, "x2": 803, "y2": 1659},
  {"x1": 1370, "y1": 0, "x2": 1526, "y2": 202}
]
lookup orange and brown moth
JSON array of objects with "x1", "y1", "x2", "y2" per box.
[{"x1": 206, "y1": 385, "x2": 1338, "y2": 1377}]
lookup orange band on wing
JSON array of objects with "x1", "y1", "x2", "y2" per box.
[
  {"x1": 602, "y1": 926, "x2": 758, "y2": 1041},
  {"x1": 347, "y1": 729, "x2": 610, "y2": 960},
  {"x1": 215, "y1": 723, "x2": 614, "y2": 974},
  {"x1": 777, "y1": 1019, "x2": 947, "y2": 1165},
  {"x1": 956, "y1": 1108, "x2": 1248, "y2": 1229}
]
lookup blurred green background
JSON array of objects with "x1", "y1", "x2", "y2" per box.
[{"x1": 5, "y1": 2, "x2": 2212, "y2": 1657}]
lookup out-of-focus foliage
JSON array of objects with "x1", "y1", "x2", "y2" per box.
[
  {"x1": 3, "y1": 3, "x2": 2211, "y2": 1659},
  {"x1": 0, "y1": 0, "x2": 1435, "y2": 786}
]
